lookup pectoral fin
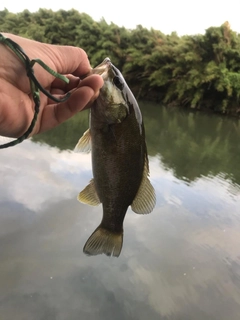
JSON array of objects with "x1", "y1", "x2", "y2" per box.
[
  {"x1": 131, "y1": 156, "x2": 156, "y2": 214},
  {"x1": 78, "y1": 179, "x2": 101, "y2": 206},
  {"x1": 74, "y1": 128, "x2": 91, "y2": 153}
]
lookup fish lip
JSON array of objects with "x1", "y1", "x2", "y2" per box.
[
  {"x1": 82, "y1": 58, "x2": 113, "y2": 80},
  {"x1": 95, "y1": 57, "x2": 111, "y2": 70},
  {"x1": 80, "y1": 60, "x2": 111, "y2": 80},
  {"x1": 103, "y1": 57, "x2": 111, "y2": 65},
  {"x1": 91, "y1": 57, "x2": 112, "y2": 79}
]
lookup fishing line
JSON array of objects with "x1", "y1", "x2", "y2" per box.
[{"x1": 0, "y1": 33, "x2": 71, "y2": 149}]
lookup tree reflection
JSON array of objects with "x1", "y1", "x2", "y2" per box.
[{"x1": 33, "y1": 102, "x2": 240, "y2": 185}]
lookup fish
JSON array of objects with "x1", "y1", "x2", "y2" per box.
[{"x1": 74, "y1": 58, "x2": 156, "y2": 257}]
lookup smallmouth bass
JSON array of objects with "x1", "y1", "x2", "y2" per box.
[{"x1": 75, "y1": 58, "x2": 156, "y2": 257}]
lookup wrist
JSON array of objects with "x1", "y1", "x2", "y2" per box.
[{"x1": 0, "y1": 33, "x2": 27, "y2": 84}]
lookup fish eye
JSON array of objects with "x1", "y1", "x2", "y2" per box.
[{"x1": 113, "y1": 76, "x2": 124, "y2": 90}]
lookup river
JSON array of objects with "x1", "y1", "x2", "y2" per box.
[{"x1": 0, "y1": 102, "x2": 240, "y2": 320}]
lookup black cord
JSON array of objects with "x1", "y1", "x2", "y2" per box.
[{"x1": 0, "y1": 33, "x2": 71, "y2": 149}]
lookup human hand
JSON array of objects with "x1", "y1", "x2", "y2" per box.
[{"x1": 0, "y1": 33, "x2": 103, "y2": 138}]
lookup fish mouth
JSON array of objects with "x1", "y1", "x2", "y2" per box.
[
  {"x1": 96, "y1": 57, "x2": 111, "y2": 68},
  {"x1": 92, "y1": 57, "x2": 112, "y2": 80}
]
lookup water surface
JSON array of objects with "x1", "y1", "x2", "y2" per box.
[{"x1": 1, "y1": 103, "x2": 240, "y2": 320}]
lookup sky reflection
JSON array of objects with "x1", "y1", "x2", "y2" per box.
[
  {"x1": 0, "y1": 139, "x2": 91, "y2": 212},
  {"x1": 0, "y1": 137, "x2": 240, "y2": 319}
]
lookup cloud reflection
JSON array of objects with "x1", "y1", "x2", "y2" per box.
[
  {"x1": 0, "y1": 138, "x2": 240, "y2": 319},
  {"x1": 0, "y1": 139, "x2": 92, "y2": 212}
]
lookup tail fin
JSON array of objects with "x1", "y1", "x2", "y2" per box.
[{"x1": 83, "y1": 226, "x2": 123, "y2": 257}]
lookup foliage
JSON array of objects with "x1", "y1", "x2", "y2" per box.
[{"x1": 1, "y1": 9, "x2": 240, "y2": 114}]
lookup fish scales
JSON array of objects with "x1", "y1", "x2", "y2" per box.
[{"x1": 74, "y1": 58, "x2": 156, "y2": 257}]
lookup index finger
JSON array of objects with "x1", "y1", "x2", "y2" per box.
[{"x1": 50, "y1": 45, "x2": 92, "y2": 77}]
